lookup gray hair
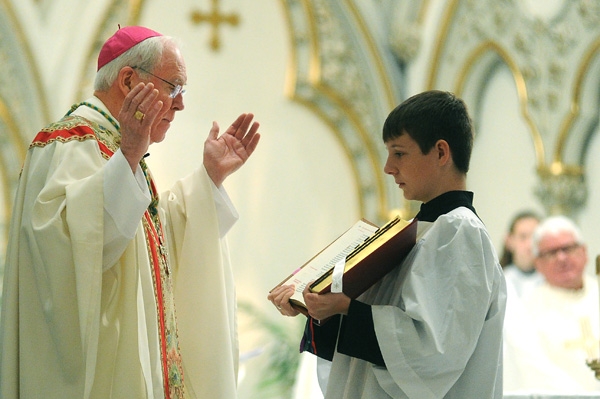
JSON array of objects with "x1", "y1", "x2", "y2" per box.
[
  {"x1": 531, "y1": 215, "x2": 584, "y2": 257},
  {"x1": 94, "y1": 35, "x2": 177, "y2": 91}
]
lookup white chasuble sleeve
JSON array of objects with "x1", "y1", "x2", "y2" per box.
[
  {"x1": 162, "y1": 166, "x2": 239, "y2": 399},
  {"x1": 0, "y1": 137, "x2": 159, "y2": 399},
  {"x1": 14, "y1": 140, "x2": 105, "y2": 398},
  {"x1": 369, "y1": 209, "x2": 505, "y2": 399},
  {"x1": 102, "y1": 148, "x2": 151, "y2": 269},
  {"x1": 64, "y1": 161, "x2": 105, "y2": 399}
]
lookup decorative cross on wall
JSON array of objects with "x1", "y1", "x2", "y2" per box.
[{"x1": 191, "y1": 0, "x2": 240, "y2": 51}]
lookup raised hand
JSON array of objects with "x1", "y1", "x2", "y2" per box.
[
  {"x1": 119, "y1": 82, "x2": 163, "y2": 171},
  {"x1": 203, "y1": 113, "x2": 261, "y2": 186}
]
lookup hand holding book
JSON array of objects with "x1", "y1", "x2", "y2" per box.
[
  {"x1": 301, "y1": 284, "x2": 352, "y2": 321},
  {"x1": 267, "y1": 283, "x2": 352, "y2": 320},
  {"x1": 269, "y1": 216, "x2": 418, "y2": 320},
  {"x1": 274, "y1": 219, "x2": 378, "y2": 309},
  {"x1": 267, "y1": 284, "x2": 301, "y2": 317}
]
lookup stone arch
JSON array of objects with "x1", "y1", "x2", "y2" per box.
[
  {"x1": 453, "y1": 41, "x2": 545, "y2": 169},
  {"x1": 0, "y1": 3, "x2": 49, "y2": 282},
  {"x1": 279, "y1": 0, "x2": 409, "y2": 222},
  {"x1": 559, "y1": 38, "x2": 600, "y2": 169}
]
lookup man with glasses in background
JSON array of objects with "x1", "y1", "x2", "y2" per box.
[
  {"x1": 503, "y1": 215, "x2": 600, "y2": 393},
  {"x1": 0, "y1": 26, "x2": 260, "y2": 399}
]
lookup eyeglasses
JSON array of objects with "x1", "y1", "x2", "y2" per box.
[
  {"x1": 132, "y1": 66, "x2": 185, "y2": 98},
  {"x1": 537, "y1": 243, "x2": 582, "y2": 261}
]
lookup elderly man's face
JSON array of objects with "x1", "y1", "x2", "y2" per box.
[
  {"x1": 146, "y1": 42, "x2": 186, "y2": 145},
  {"x1": 534, "y1": 231, "x2": 587, "y2": 289}
]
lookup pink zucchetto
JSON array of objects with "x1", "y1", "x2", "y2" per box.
[{"x1": 97, "y1": 26, "x2": 163, "y2": 71}]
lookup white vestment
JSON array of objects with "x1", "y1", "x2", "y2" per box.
[
  {"x1": 503, "y1": 274, "x2": 600, "y2": 394},
  {"x1": 503, "y1": 264, "x2": 543, "y2": 298},
  {"x1": 0, "y1": 98, "x2": 240, "y2": 398},
  {"x1": 325, "y1": 207, "x2": 506, "y2": 399}
]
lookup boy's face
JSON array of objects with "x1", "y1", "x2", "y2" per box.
[{"x1": 384, "y1": 132, "x2": 441, "y2": 203}]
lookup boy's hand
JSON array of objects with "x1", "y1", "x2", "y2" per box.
[
  {"x1": 303, "y1": 284, "x2": 351, "y2": 321},
  {"x1": 267, "y1": 285, "x2": 300, "y2": 317}
]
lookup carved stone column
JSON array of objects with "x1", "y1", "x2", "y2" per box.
[{"x1": 534, "y1": 164, "x2": 587, "y2": 219}]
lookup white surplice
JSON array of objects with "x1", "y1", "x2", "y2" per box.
[{"x1": 324, "y1": 207, "x2": 506, "y2": 399}]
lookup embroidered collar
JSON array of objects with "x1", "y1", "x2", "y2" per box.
[
  {"x1": 67, "y1": 101, "x2": 120, "y2": 133},
  {"x1": 414, "y1": 191, "x2": 477, "y2": 222}
]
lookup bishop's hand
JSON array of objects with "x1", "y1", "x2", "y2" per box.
[
  {"x1": 203, "y1": 113, "x2": 261, "y2": 187},
  {"x1": 119, "y1": 82, "x2": 163, "y2": 172}
]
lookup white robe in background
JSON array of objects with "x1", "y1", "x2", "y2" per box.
[
  {"x1": 503, "y1": 274, "x2": 600, "y2": 394},
  {"x1": 503, "y1": 264, "x2": 543, "y2": 299},
  {"x1": 0, "y1": 98, "x2": 240, "y2": 398},
  {"x1": 325, "y1": 207, "x2": 506, "y2": 399}
]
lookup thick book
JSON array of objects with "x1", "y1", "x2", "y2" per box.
[{"x1": 271, "y1": 216, "x2": 418, "y2": 317}]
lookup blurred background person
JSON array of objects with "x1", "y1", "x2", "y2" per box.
[
  {"x1": 500, "y1": 210, "x2": 543, "y2": 298},
  {"x1": 503, "y1": 215, "x2": 600, "y2": 393}
]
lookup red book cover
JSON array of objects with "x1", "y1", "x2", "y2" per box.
[{"x1": 309, "y1": 217, "x2": 418, "y2": 299}]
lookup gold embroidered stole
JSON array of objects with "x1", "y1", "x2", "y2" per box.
[{"x1": 139, "y1": 159, "x2": 185, "y2": 399}]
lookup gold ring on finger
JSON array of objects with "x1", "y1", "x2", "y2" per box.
[{"x1": 134, "y1": 110, "x2": 145, "y2": 121}]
